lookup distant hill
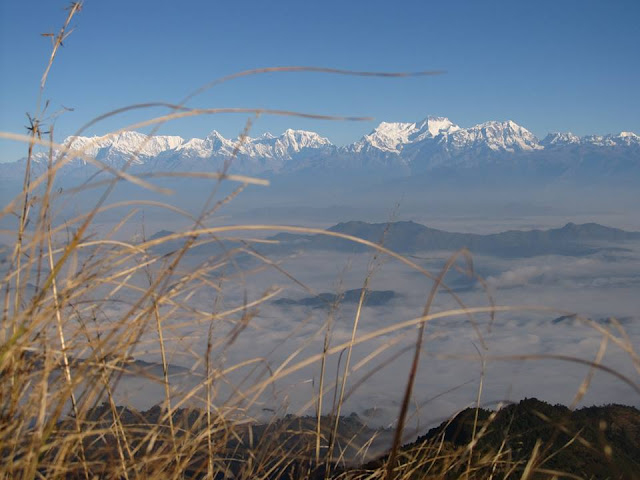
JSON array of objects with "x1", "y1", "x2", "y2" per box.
[
  {"x1": 148, "y1": 229, "x2": 175, "y2": 241},
  {"x1": 269, "y1": 221, "x2": 640, "y2": 257},
  {"x1": 274, "y1": 288, "x2": 396, "y2": 309},
  {"x1": 144, "y1": 221, "x2": 640, "y2": 259}
]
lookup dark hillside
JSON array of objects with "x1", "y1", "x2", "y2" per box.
[{"x1": 361, "y1": 398, "x2": 640, "y2": 479}]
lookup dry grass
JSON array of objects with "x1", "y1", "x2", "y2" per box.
[{"x1": 1, "y1": 3, "x2": 638, "y2": 479}]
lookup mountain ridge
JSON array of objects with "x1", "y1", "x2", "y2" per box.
[
  {"x1": 267, "y1": 220, "x2": 640, "y2": 257},
  {"x1": 3, "y1": 115, "x2": 638, "y2": 179}
]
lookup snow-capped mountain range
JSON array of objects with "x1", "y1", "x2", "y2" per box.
[{"x1": 3, "y1": 116, "x2": 639, "y2": 178}]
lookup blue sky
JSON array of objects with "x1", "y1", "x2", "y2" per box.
[{"x1": 1, "y1": 0, "x2": 639, "y2": 161}]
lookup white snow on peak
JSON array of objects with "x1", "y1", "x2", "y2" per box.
[
  {"x1": 279, "y1": 129, "x2": 332, "y2": 148},
  {"x1": 175, "y1": 130, "x2": 234, "y2": 159},
  {"x1": 414, "y1": 116, "x2": 460, "y2": 138},
  {"x1": 616, "y1": 131, "x2": 640, "y2": 145},
  {"x1": 111, "y1": 132, "x2": 184, "y2": 156},
  {"x1": 542, "y1": 131, "x2": 639, "y2": 148},
  {"x1": 242, "y1": 129, "x2": 332, "y2": 159},
  {"x1": 581, "y1": 132, "x2": 639, "y2": 147},
  {"x1": 352, "y1": 117, "x2": 542, "y2": 155},
  {"x1": 449, "y1": 120, "x2": 542, "y2": 152},
  {"x1": 205, "y1": 130, "x2": 234, "y2": 150},
  {"x1": 62, "y1": 132, "x2": 184, "y2": 164},
  {"x1": 175, "y1": 138, "x2": 210, "y2": 158},
  {"x1": 16, "y1": 118, "x2": 637, "y2": 174},
  {"x1": 350, "y1": 117, "x2": 459, "y2": 154},
  {"x1": 583, "y1": 135, "x2": 614, "y2": 147},
  {"x1": 176, "y1": 128, "x2": 332, "y2": 163},
  {"x1": 619, "y1": 131, "x2": 638, "y2": 138},
  {"x1": 355, "y1": 122, "x2": 418, "y2": 153},
  {"x1": 206, "y1": 130, "x2": 227, "y2": 141},
  {"x1": 542, "y1": 132, "x2": 581, "y2": 146}
]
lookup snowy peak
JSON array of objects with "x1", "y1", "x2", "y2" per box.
[
  {"x1": 582, "y1": 135, "x2": 616, "y2": 147},
  {"x1": 50, "y1": 121, "x2": 640, "y2": 167},
  {"x1": 7, "y1": 116, "x2": 638, "y2": 178},
  {"x1": 272, "y1": 129, "x2": 332, "y2": 151},
  {"x1": 204, "y1": 130, "x2": 234, "y2": 152},
  {"x1": 613, "y1": 131, "x2": 640, "y2": 146},
  {"x1": 542, "y1": 131, "x2": 639, "y2": 149},
  {"x1": 449, "y1": 120, "x2": 542, "y2": 152},
  {"x1": 241, "y1": 129, "x2": 332, "y2": 160},
  {"x1": 413, "y1": 116, "x2": 460, "y2": 139},
  {"x1": 352, "y1": 117, "x2": 541, "y2": 156},
  {"x1": 353, "y1": 122, "x2": 418, "y2": 153},
  {"x1": 205, "y1": 130, "x2": 228, "y2": 143},
  {"x1": 176, "y1": 130, "x2": 234, "y2": 159},
  {"x1": 171, "y1": 128, "x2": 333, "y2": 165},
  {"x1": 63, "y1": 132, "x2": 184, "y2": 164},
  {"x1": 349, "y1": 116, "x2": 461, "y2": 154},
  {"x1": 582, "y1": 132, "x2": 640, "y2": 148},
  {"x1": 541, "y1": 132, "x2": 581, "y2": 147}
]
